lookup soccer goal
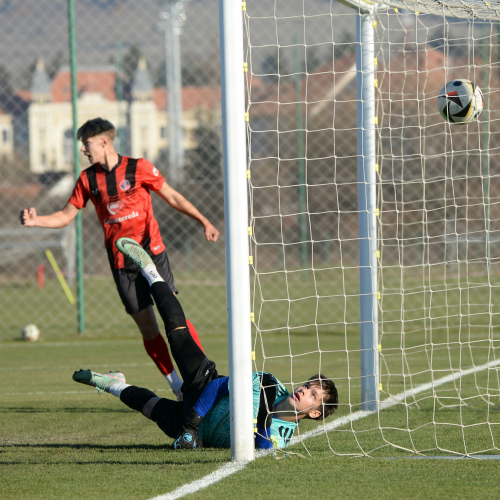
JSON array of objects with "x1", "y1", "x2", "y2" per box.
[{"x1": 222, "y1": 0, "x2": 500, "y2": 458}]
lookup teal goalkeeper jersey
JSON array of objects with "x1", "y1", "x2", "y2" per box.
[{"x1": 198, "y1": 372, "x2": 298, "y2": 449}]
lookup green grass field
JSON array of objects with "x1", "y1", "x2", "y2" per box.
[{"x1": 1, "y1": 275, "x2": 500, "y2": 499}]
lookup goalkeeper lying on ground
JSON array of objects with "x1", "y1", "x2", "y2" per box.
[{"x1": 73, "y1": 238, "x2": 338, "y2": 450}]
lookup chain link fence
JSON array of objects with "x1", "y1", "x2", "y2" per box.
[
  {"x1": 3, "y1": 0, "x2": 495, "y2": 346},
  {"x1": 0, "y1": 0, "x2": 229, "y2": 338},
  {"x1": 0, "y1": 0, "x2": 355, "y2": 341}
]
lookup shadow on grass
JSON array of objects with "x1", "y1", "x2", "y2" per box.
[
  {"x1": 0, "y1": 443, "x2": 230, "y2": 465},
  {"x1": 2, "y1": 443, "x2": 171, "y2": 451},
  {"x1": 0, "y1": 459, "x2": 223, "y2": 465},
  {"x1": 0, "y1": 406, "x2": 132, "y2": 413}
]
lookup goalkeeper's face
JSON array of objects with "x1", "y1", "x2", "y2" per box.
[{"x1": 289, "y1": 382, "x2": 323, "y2": 419}]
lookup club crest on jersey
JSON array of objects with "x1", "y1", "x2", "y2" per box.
[
  {"x1": 152, "y1": 167, "x2": 159, "y2": 176},
  {"x1": 119, "y1": 179, "x2": 131, "y2": 191},
  {"x1": 107, "y1": 201, "x2": 124, "y2": 215}
]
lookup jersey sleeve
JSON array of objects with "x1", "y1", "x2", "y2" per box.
[
  {"x1": 67, "y1": 174, "x2": 89, "y2": 209},
  {"x1": 269, "y1": 418, "x2": 296, "y2": 448},
  {"x1": 138, "y1": 159, "x2": 165, "y2": 191},
  {"x1": 193, "y1": 377, "x2": 229, "y2": 417}
]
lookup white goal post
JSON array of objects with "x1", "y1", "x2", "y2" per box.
[
  {"x1": 219, "y1": 0, "x2": 255, "y2": 461},
  {"x1": 221, "y1": 0, "x2": 500, "y2": 459}
]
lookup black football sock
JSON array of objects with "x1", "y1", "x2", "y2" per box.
[
  {"x1": 150, "y1": 281, "x2": 187, "y2": 332},
  {"x1": 120, "y1": 386, "x2": 158, "y2": 413}
]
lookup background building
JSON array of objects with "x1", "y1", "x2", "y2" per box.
[{"x1": 28, "y1": 56, "x2": 220, "y2": 175}]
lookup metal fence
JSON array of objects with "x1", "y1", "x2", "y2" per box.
[
  {"x1": 0, "y1": 0, "x2": 359, "y2": 340},
  {"x1": 2, "y1": 0, "x2": 497, "y2": 345},
  {"x1": 0, "y1": 0, "x2": 229, "y2": 337}
]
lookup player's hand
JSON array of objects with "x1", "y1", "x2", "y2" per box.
[
  {"x1": 20, "y1": 208, "x2": 37, "y2": 227},
  {"x1": 171, "y1": 430, "x2": 203, "y2": 450},
  {"x1": 204, "y1": 223, "x2": 220, "y2": 242}
]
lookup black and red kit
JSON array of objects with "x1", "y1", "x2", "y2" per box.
[{"x1": 68, "y1": 156, "x2": 166, "y2": 269}]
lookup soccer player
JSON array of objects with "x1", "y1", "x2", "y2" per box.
[
  {"x1": 72, "y1": 237, "x2": 339, "y2": 450},
  {"x1": 20, "y1": 118, "x2": 220, "y2": 399}
]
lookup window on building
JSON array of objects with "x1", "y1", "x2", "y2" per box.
[
  {"x1": 143, "y1": 150, "x2": 148, "y2": 160},
  {"x1": 41, "y1": 153, "x2": 46, "y2": 165},
  {"x1": 2, "y1": 130, "x2": 7, "y2": 143},
  {"x1": 160, "y1": 126, "x2": 166, "y2": 139},
  {"x1": 64, "y1": 129, "x2": 73, "y2": 163}
]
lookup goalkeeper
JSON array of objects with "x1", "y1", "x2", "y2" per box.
[{"x1": 73, "y1": 237, "x2": 338, "y2": 450}]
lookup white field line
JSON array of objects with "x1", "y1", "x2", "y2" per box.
[
  {"x1": 151, "y1": 357, "x2": 500, "y2": 500},
  {"x1": 148, "y1": 462, "x2": 249, "y2": 500},
  {"x1": 289, "y1": 356, "x2": 500, "y2": 445}
]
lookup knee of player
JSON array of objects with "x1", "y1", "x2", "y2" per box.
[{"x1": 143, "y1": 396, "x2": 162, "y2": 419}]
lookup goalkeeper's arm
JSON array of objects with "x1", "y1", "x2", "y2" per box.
[
  {"x1": 255, "y1": 373, "x2": 278, "y2": 449},
  {"x1": 193, "y1": 376, "x2": 229, "y2": 417},
  {"x1": 172, "y1": 377, "x2": 229, "y2": 450}
]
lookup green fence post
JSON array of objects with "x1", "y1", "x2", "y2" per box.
[{"x1": 68, "y1": 0, "x2": 85, "y2": 333}]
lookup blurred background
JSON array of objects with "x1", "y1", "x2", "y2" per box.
[
  {"x1": 0, "y1": 0, "x2": 498, "y2": 350},
  {"x1": 0, "y1": 0, "x2": 361, "y2": 338},
  {"x1": 0, "y1": 0, "x2": 229, "y2": 337}
]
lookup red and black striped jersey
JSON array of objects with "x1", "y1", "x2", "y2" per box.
[{"x1": 68, "y1": 156, "x2": 166, "y2": 269}]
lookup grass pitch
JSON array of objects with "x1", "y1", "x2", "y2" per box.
[{"x1": 1, "y1": 277, "x2": 500, "y2": 499}]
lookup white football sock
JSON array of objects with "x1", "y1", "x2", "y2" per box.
[
  {"x1": 108, "y1": 382, "x2": 131, "y2": 398},
  {"x1": 141, "y1": 264, "x2": 164, "y2": 286},
  {"x1": 165, "y1": 369, "x2": 183, "y2": 395}
]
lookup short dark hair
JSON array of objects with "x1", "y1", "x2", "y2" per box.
[
  {"x1": 77, "y1": 118, "x2": 116, "y2": 142},
  {"x1": 307, "y1": 374, "x2": 338, "y2": 420}
]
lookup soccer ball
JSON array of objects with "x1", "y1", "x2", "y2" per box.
[
  {"x1": 21, "y1": 324, "x2": 40, "y2": 342},
  {"x1": 437, "y1": 79, "x2": 484, "y2": 124}
]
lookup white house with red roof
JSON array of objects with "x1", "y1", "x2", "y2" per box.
[{"x1": 28, "y1": 57, "x2": 221, "y2": 175}]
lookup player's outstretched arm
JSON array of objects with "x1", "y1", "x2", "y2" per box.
[
  {"x1": 172, "y1": 376, "x2": 229, "y2": 450},
  {"x1": 20, "y1": 203, "x2": 80, "y2": 229},
  {"x1": 154, "y1": 181, "x2": 220, "y2": 242}
]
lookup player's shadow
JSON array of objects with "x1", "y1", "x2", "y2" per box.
[
  {"x1": 0, "y1": 406, "x2": 132, "y2": 413},
  {"x1": 2, "y1": 443, "x2": 170, "y2": 451},
  {"x1": 0, "y1": 459, "x2": 221, "y2": 465},
  {"x1": 0, "y1": 443, "x2": 227, "y2": 465}
]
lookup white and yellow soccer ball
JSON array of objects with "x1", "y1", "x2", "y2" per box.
[
  {"x1": 21, "y1": 324, "x2": 40, "y2": 342},
  {"x1": 437, "y1": 79, "x2": 484, "y2": 124}
]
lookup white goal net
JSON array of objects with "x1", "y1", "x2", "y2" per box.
[{"x1": 245, "y1": 0, "x2": 500, "y2": 456}]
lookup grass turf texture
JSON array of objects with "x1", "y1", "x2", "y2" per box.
[{"x1": 1, "y1": 275, "x2": 500, "y2": 499}]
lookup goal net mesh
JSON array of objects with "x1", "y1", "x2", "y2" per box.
[{"x1": 245, "y1": 0, "x2": 500, "y2": 456}]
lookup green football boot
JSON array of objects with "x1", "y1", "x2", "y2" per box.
[
  {"x1": 115, "y1": 237, "x2": 153, "y2": 270},
  {"x1": 73, "y1": 369, "x2": 126, "y2": 395}
]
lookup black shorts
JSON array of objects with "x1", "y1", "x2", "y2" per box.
[{"x1": 108, "y1": 249, "x2": 179, "y2": 315}]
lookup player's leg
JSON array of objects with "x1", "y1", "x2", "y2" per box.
[
  {"x1": 149, "y1": 279, "x2": 214, "y2": 386},
  {"x1": 152, "y1": 250, "x2": 204, "y2": 353},
  {"x1": 131, "y1": 305, "x2": 183, "y2": 398},
  {"x1": 115, "y1": 238, "x2": 216, "y2": 388},
  {"x1": 186, "y1": 319, "x2": 204, "y2": 353},
  {"x1": 108, "y1": 250, "x2": 183, "y2": 399},
  {"x1": 72, "y1": 369, "x2": 184, "y2": 439}
]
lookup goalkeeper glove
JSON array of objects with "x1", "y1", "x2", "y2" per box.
[{"x1": 171, "y1": 410, "x2": 204, "y2": 450}]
